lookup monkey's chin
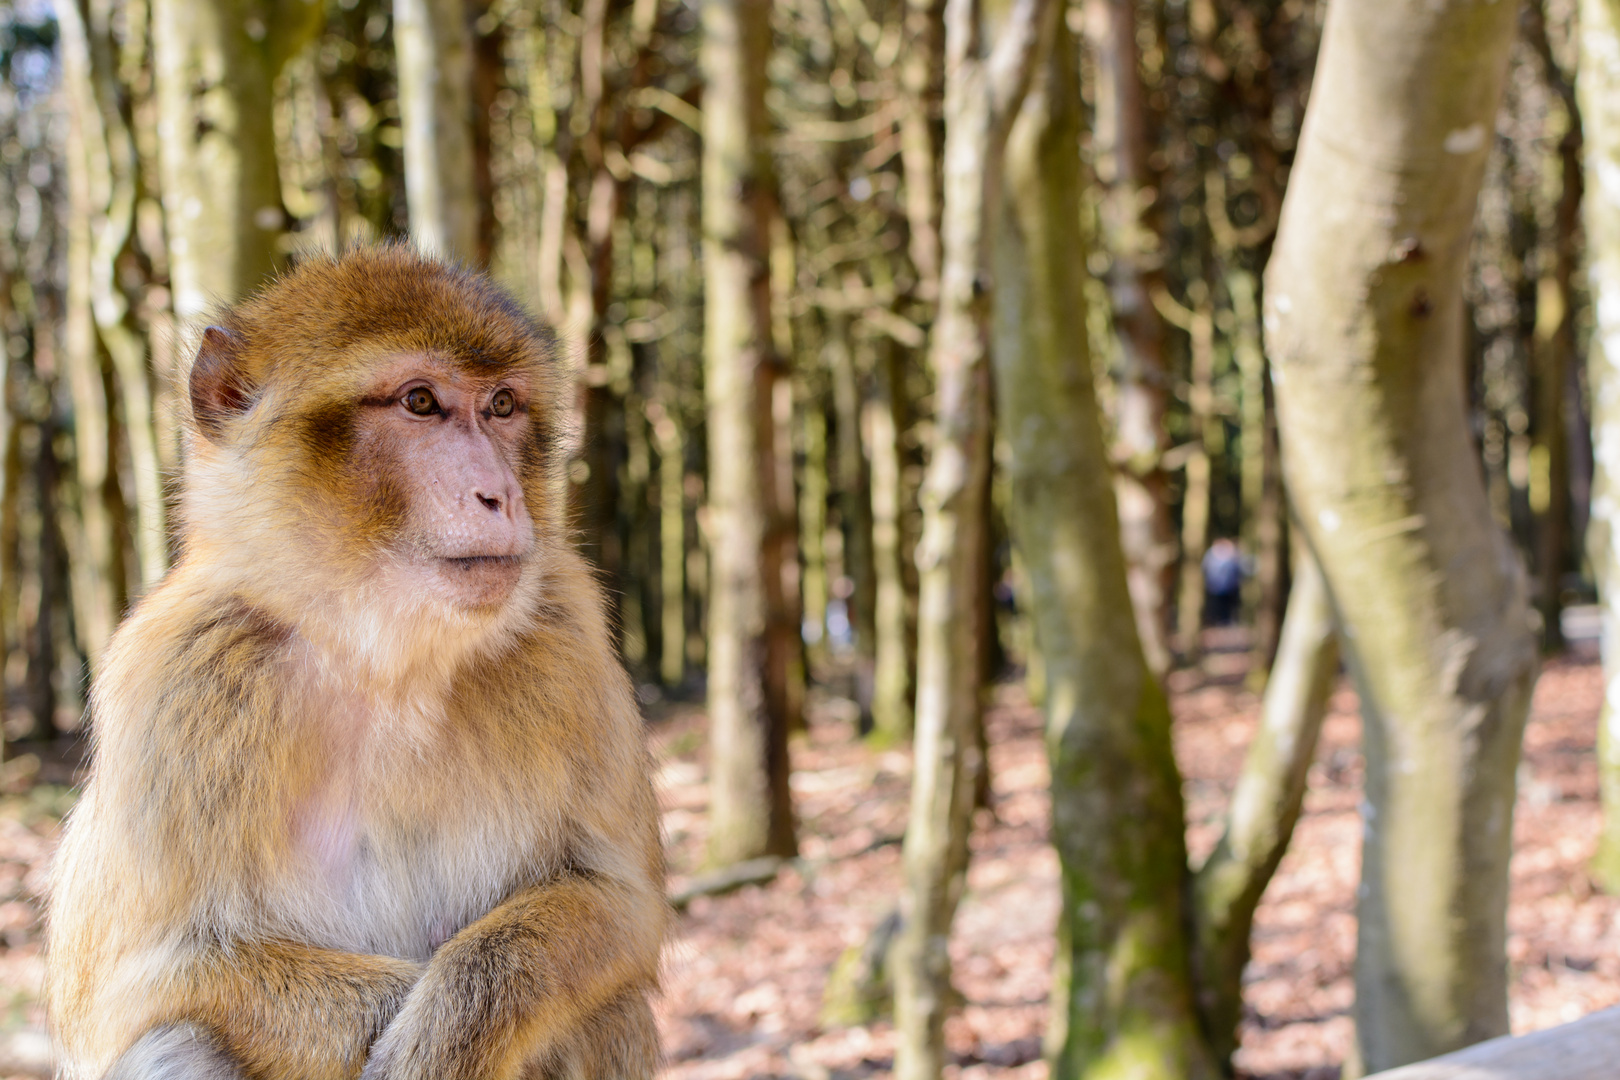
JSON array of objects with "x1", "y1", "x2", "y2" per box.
[{"x1": 432, "y1": 555, "x2": 526, "y2": 609}]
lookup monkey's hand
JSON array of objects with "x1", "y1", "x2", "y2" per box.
[{"x1": 358, "y1": 872, "x2": 665, "y2": 1080}]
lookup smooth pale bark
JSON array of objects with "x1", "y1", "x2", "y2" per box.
[
  {"x1": 1263, "y1": 0, "x2": 1538, "y2": 1069},
  {"x1": 992, "y1": 22, "x2": 1216, "y2": 1080},
  {"x1": 1083, "y1": 0, "x2": 1174, "y2": 677},
  {"x1": 702, "y1": 0, "x2": 798, "y2": 868},
  {"x1": 56, "y1": 0, "x2": 167, "y2": 590},
  {"x1": 1192, "y1": 545, "x2": 1338, "y2": 1062},
  {"x1": 151, "y1": 0, "x2": 319, "y2": 322},
  {"x1": 1580, "y1": 0, "x2": 1620, "y2": 893},
  {"x1": 892, "y1": 0, "x2": 1056, "y2": 1073},
  {"x1": 394, "y1": 0, "x2": 479, "y2": 262}
]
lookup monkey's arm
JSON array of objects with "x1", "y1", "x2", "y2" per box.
[
  {"x1": 58, "y1": 930, "x2": 424, "y2": 1080},
  {"x1": 358, "y1": 870, "x2": 666, "y2": 1080},
  {"x1": 152, "y1": 939, "x2": 424, "y2": 1079}
]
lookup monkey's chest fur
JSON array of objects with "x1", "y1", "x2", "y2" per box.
[{"x1": 266, "y1": 688, "x2": 563, "y2": 963}]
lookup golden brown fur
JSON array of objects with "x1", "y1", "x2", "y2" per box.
[{"x1": 46, "y1": 247, "x2": 666, "y2": 1080}]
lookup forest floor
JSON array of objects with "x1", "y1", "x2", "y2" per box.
[
  {"x1": 653, "y1": 627, "x2": 1620, "y2": 1080},
  {"x1": 0, "y1": 630, "x2": 1612, "y2": 1079}
]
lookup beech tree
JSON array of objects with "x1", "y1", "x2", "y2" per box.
[
  {"x1": 890, "y1": 0, "x2": 1056, "y2": 1071},
  {"x1": 393, "y1": 0, "x2": 479, "y2": 262},
  {"x1": 151, "y1": 0, "x2": 319, "y2": 320},
  {"x1": 701, "y1": 0, "x2": 799, "y2": 868},
  {"x1": 1263, "y1": 0, "x2": 1539, "y2": 1069}
]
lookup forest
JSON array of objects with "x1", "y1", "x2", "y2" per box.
[{"x1": 1, "y1": 0, "x2": 1619, "y2": 1075}]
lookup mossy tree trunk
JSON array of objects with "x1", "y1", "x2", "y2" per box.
[
  {"x1": 1263, "y1": 0, "x2": 1538, "y2": 1069},
  {"x1": 992, "y1": 19, "x2": 1216, "y2": 1080},
  {"x1": 151, "y1": 0, "x2": 319, "y2": 322},
  {"x1": 891, "y1": 0, "x2": 1057, "y2": 1074},
  {"x1": 1581, "y1": 0, "x2": 1620, "y2": 893},
  {"x1": 702, "y1": 0, "x2": 799, "y2": 868},
  {"x1": 394, "y1": 0, "x2": 480, "y2": 263}
]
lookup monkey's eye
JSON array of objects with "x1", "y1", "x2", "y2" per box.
[
  {"x1": 491, "y1": 388, "x2": 516, "y2": 417},
  {"x1": 403, "y1": 387, "x2": 440, "y2": 416}
]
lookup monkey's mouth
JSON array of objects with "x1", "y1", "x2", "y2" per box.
[{"x1": 441, "y1": 555, "x2": 522, "y2": 573}]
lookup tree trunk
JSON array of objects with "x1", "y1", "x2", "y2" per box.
[
  {"x1": 650, "y1": 400, "x2": 687, "y2": 688},
  {"x1": 868, "y1": 342, "x2": 915, "y2": 742},
  {"x1": 1175, "y1": 300, "x2": 1215, "y2": 664},
  {"x1": 1581, "y1": 0, "x2": 1620, "y2": 893},
  {"x1": 992, "y1": 19, "x2": 1217, "y2": 1080},
  {"x1": 1192, "y1": 543, "x2": 1338, "y2": 1063},
  {"x1": 1085, "y1": 0, "x2": 1175, "y2": 677},
  {"x1": 1263, "y1": 0, "x2": 1538, "y2": 1069},
  {"x1": 702, "y1": 0, "x2": 798, "y2": 868},
  {"x1": 394, "y1": 0, "x2": 480, "y2": 262},
  {"x1": 891, "y1": 0, "x2": 1056, "y2": 1073},
  {"x1": 1526, "y1": 0, "x2": 1579, "y2": 656},
  {"x1": 60, "y1": 19, "x2": 124, "y2": 669},
  {"x1": 56, "y1": 0, "x2": 168, "y2": 590},
  {"x1": 835, "y1": 329, "x2": 878, "y2": 723},
  {"x1": 900, "y1": 0, "x2": 946, "y2": 300},
  {"x1": 151, "y1": 0, "x2": 319, "y2": 321}
]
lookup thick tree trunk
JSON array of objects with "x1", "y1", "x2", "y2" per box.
[
  {"x1": 1581, "y1": 0, "x2": 1620, "y2": 893},
  {"x1": 151, "y1": 0, "x2": 319, "y2": 320},
  {"x1": 891, "y1": 0, "x2": 1056, "y2": 1074},
  {"x1": 702, "y1": 0, "x2": 798, "y2": 868},
  {"x1": 1263, "y1": 0, "x2": 1538, "y2": 1069},
  {"x1": 992, "y1": 21, "x2": 1216, "y2": 1080},
  {"x1": 394, "y1": 0, "x2": 480, "y2": 262},
  {"x1": 1192, "y1": 543, "x2": 1338, "y2": 1062},
  {"x1": 1084, "y1": 0, "x2": 1175, "y2": 677}
]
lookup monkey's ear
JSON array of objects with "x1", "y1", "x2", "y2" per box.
[{"x1": 190, "y1": 326, "x2": 253, "y2": 439}]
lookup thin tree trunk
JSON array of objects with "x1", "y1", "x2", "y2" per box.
[
  {"x1": 992, "y1": 19, "x2": 1217, "y2": 1080},
  {"x1": 892, "y1": 0, "x2": 1056, "y2": 1073},
  {"x1": 1192, "y1": 542, "x2": 1338, "y2": 1063},
  {"x1": 151, "y1": 0, "x2": 319, "y2": 321},
  {"x1": 1085, "y1": 0, "x2": 1175, "y2": 677},
  {"x1": 1581, "y1": 0, "x2": 1620, "y2": 893},
  {"x1": 835, "y1": 330, "x2": 877, "y2": 722},
  {"x1": 394, "y1": 0, "x2": 480, "y2": 261},
  {"x1": 900, "y1": 0, "x2": 945, "y2": 301},
  {"x1": 702, "y1": 0, "x2": 798, "y2": 868},
  {"x1": 1526, "y1": 0, "x2": 1579, "y2": 655},
  {"x1": 1264, "y1": 0, "x2": 1537, "y2": 1068},
  {"x1": 651, "y1": 400, "x2": 686, "y2": 688},
  {"x1": 868, "y1": 341, "x2": 915, "y2": 742},
  {"x1": 57, "y1": 0, "x2": 168, "y2": 590},
  {"x1": 60, "y1": 35, "x2": 123, "y2": 669},
  {"x1": 1175, "y1": 301, "x2": 1215, "y2": 663}
]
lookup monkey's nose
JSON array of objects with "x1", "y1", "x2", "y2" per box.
[{"x1": 477, "y1": 491, "x2": 503, "y2": 512}]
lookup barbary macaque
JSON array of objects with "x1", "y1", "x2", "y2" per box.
[{"x1": 46, "y1": 247, "x2": 666, "y2": 1080}]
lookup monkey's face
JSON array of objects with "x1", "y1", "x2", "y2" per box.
[{"x1": 354, "y1": 353, "x2": 537, "y2": 610}]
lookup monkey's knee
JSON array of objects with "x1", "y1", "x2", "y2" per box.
[
  {"x1": 528, "y1": 992, "x2": 659, "y2": 1080},
  {"x1": 102, "y1": 1023, "x2": 246, "y2": 1080}
]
